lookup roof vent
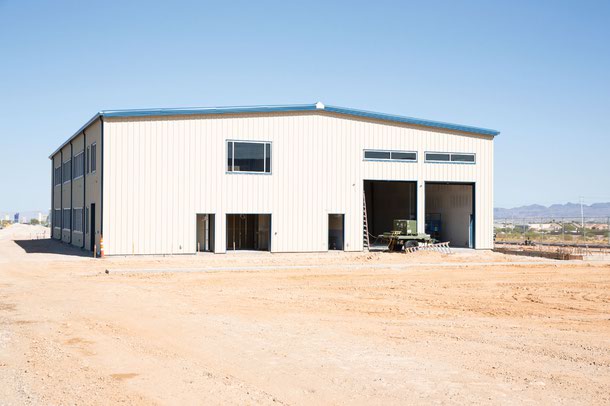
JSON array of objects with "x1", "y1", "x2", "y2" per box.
[{"x1": 315, "y1": 101, "x2": 325, "y2": 109}]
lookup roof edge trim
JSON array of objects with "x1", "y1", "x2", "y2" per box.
[
  {"x1": 50, "y1": 102, "x2": 500, "y2": 158},
  {"x1": 324, "y1": 105, "x2": 500, "y2": 136}
]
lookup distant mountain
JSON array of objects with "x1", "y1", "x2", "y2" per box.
[{"x1": 495, "y1": 202, "x2": 610, "y2": 219}]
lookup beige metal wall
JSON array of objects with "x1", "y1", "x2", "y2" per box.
[
  {"x1": 50, "y1": 119, "x2": 102, "y2": 251},
  {"x1": 102, "y1": 111, "x2": 494, "y2": 255}
]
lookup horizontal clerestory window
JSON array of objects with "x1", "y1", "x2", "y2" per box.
[
  {"x1": 364, "y1": 150, "x2": 417, "y2": 162},
  {"x1": 227, "y1": 141, "x2": 271, "y2": 173},
  {"x1": 425, "y1": 152, "x2": 475, "y2": 164}
]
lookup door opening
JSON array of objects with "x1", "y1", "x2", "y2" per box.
[
  {"x1": 226, "y1": 214, "x2": 271, "y2": 251},
  {"x1": 425, "y1": 183, "x2": 475, "y2": 248},
  {"x1": 196, "y1": 214, "x2": 215, "y2": 252},
  {"x1": 328, "y1": 214, "x2": 345, "y2": 250}
]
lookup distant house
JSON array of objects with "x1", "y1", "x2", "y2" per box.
[{"x1": 528, "y1": 223, "x2": 563, "y2": 232}]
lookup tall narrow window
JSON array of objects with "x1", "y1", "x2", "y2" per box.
[
  {"x1": 63, "y1": 208, "x2": 71, "y2": 229},
  {"x1": 91, "y1": 143, "x2": 97, "y2": 172},
  {"x1": 62, "y1": 160, "x2": 72, "y2": 182},
  {"x1": 226, "y1": 141, "x2": 272, "y2": 173},
  {"x1": 54, "y1": 209, "x2": 61, "y2": 229},
  {"x1": 73, "y1": 152, "x2": 85, "y2": 179},
  {"x1": 73, "y1": 208, "x2": 83, "y2": 233},
  {"x1": 54, "y1": 166, "x2": 62, "y2": 186}
]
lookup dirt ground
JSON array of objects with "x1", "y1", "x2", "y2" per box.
[{"x1": 1, "y1": 224, "x2": 609, "y2": 405}]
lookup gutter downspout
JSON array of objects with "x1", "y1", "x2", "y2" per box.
[
  {"x1": 60, "y1": 150, "x2": 63, "y2": 242},
  {"x1": 100, "y1": 117, "x2": 104, "y2": 254},
  {"x1": 70, "y1": 141, "x2": 73, "y2": 245},
  {"x1": 83, "y1": 130, "x2": 87, "y2": 249},
  {"x1": 51, "y1": 159, "x2": 54, "y2": 235}
]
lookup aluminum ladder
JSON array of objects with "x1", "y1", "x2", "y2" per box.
[{"x1": 363, "y1": 193, "x2": 370, "y2": 251}]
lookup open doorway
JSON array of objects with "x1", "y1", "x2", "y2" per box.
[
  {"x1": 425, "y1": 183, "x2": 474, "y2": 248},
  {"x1": 196, "y1": 214, "x2": 215, "y2": 252},
  {"x1": 328, "y1": 214, "x2": 344, "y2": 250},
  {"x1": 226, "y1": 214, "x2": 271, "y2": 251},
  {"x1": 363, "y1": 180, "x2": 417, "y2": 239}
]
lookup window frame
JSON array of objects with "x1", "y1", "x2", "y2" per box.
[
  {"x1": 72, "y1": 207, "x2": 84, "y2": 234},
  {"x1": 425, "y1": 151, "x2": 476, "y2": 164},
  {"x1": 62, "y1": 208, "x2": 71, "y2": 230},
  {"x1": 226, "y1": 140, "x2": 272, "y2": 175},
  {"x1": 90, "y1": 143, "x2": 97, "y2": 173},
  {"x1": 62, "y1": 160, "x2": 72, "y2": 184},
  {"x1": 363, "y1": 149, "x2": 418, "y2": 163},
  {"x1": 54, "y1": 165, "x2": 62, "y2": 186},
  {"x1": 73, "y1": 151, "x2": 85, "y2": 180},
  {"x1": 53, "y1": 208, "x2": 61, "y2": 231}
]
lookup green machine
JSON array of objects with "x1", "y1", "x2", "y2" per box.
[{"x1": 380, "y1": 219, "x2": 435, "y2": 250}]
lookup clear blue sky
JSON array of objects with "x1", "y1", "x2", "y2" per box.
[{"x1": 1, "y1": 0, "x2": 609, "y2": 212}]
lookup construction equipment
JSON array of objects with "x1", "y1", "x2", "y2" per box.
[{"x1": 380, "y1": 219, "x2": 436, "y2": 251}]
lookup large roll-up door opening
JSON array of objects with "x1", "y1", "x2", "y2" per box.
[
  {"x1": 425, "y1": 183, "x2": 474, "y2": 248},
  {"x1": 363, "y1": 180, "x2": 417, "y2": 238},
  {"x1": 226, "y1": 214, "x2": 271, "y2": 251}
]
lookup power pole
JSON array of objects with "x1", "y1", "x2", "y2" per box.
[{"x1": 580, "y1": 196, "x2": 585, "y2": 242}]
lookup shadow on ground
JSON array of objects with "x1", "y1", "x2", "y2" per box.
[{"x1": 14, "y1": 239, "x2": 92, "y2": 257}]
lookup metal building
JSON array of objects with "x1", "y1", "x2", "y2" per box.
[{"x1": 49, "y1": 102, "x2": 499, "y2": 255}]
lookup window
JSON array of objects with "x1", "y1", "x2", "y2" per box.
[
  {"x1": 62, "y1": 160, "x2": 72, "y2": 182},
  {"x1": 91, "y1": 143, "x2": 97, "y2": 172},
  {"x1": 450, "y1": 153, "x2": 475, "y2": 163},
  {"x1": 54, "y1": 166, "x2": 62, "y2": 186},
  {"x1": 53, "y1": 209, "x2": 61, "y2": 229},
  {"x1": 73, "y1": 152, "x2": 85, "y2": 179},
  {"x1": 425, "y1": 153, "x2": 450, "y2": 162},
  {"x1": 63, "y1": 208, "x2": 71, "y2": 229},
  {"x1": 73, "y1": 208, "x2": 83, "y2": 233},
  {"x1": 425, "y1": 152, "x2": 475, "y2": 164},
  {"x1": 364, "y1": 150, "x2": 390, "y2": 160},
  {"x1": 227, "y1": 141, "x2": 271, "y2": 173},
  {"x1": 364, "y1": 150, "x2": 417, "y2": 162}
]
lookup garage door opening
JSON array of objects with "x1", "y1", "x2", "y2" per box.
[
  {"x1": 425, "y1": 183, "x2": 474, "y2": 248},
  {"x1": 364, "y1": 180, "x2": 417, "y2": 240},
  {"x1": 226, "y1": 214, "x2": 271, "y2": 251},
  {"x1": 196, "y1": 214, "x2": 215, "y2": 252}
]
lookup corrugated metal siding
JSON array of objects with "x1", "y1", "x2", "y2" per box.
[
  {"x1": 103, "y1": 112, "x2": 494, "y2": 255},
  {"x1": 50, "y1": 120, "x2": 103, "y2": 251}
]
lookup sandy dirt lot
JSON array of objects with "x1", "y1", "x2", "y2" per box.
[{"x1": 1, "y1": 224, "x2": 609, "y2": 405}]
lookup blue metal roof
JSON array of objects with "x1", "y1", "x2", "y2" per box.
[{"x1": 50, "y1": 102, "x2": 499, "y2": 158}]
